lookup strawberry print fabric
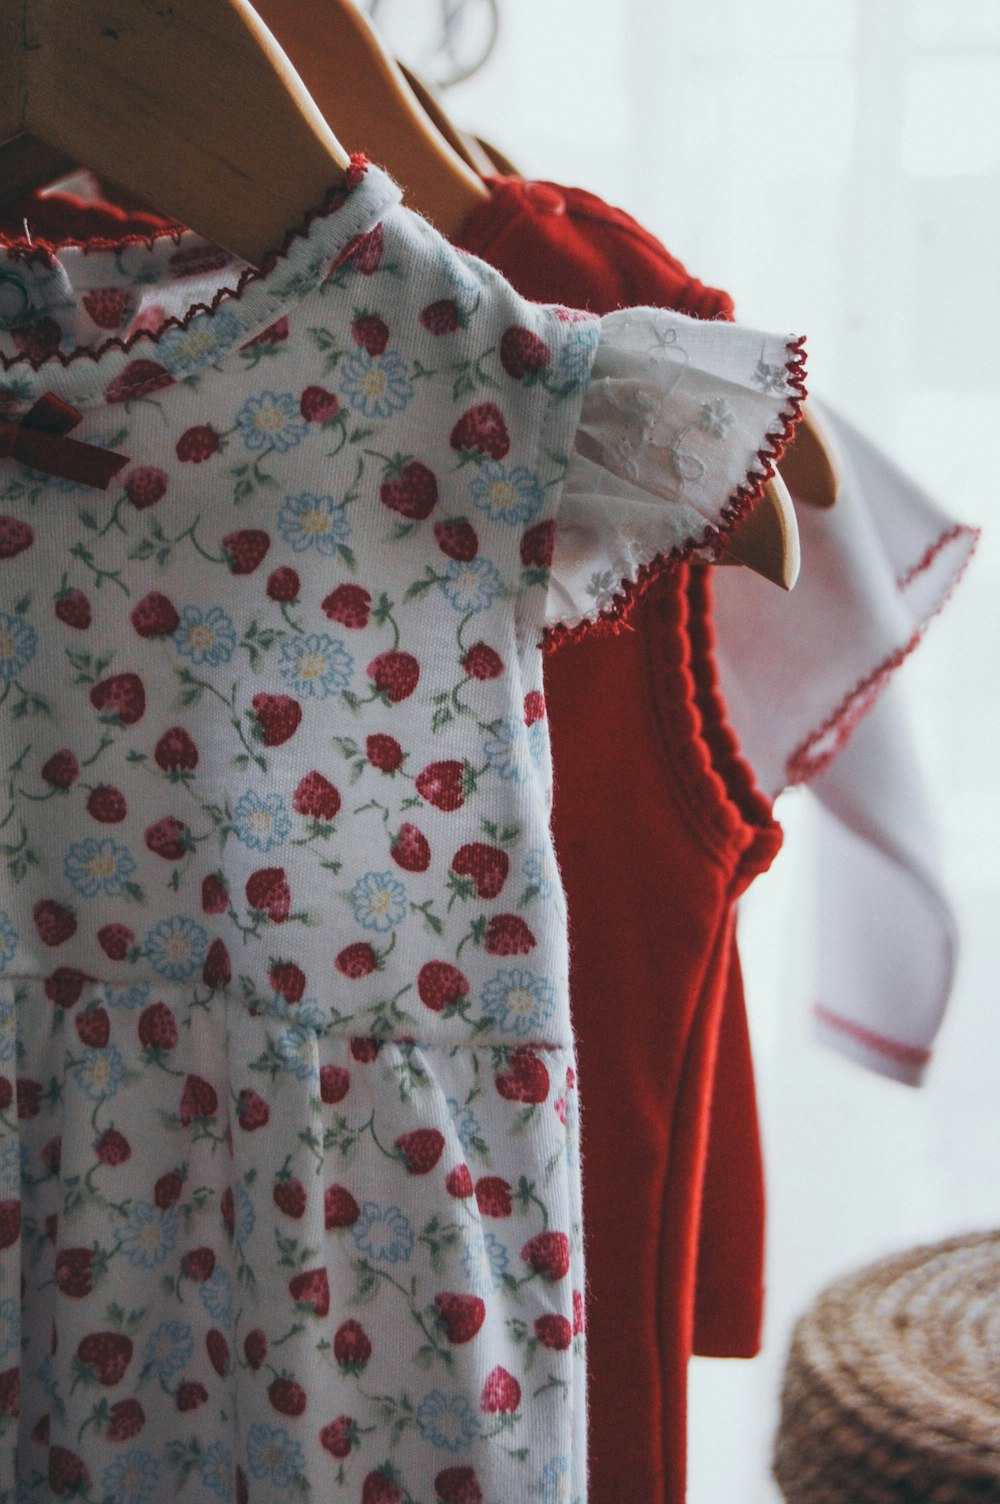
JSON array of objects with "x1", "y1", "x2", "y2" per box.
[{"x1": 0, "y1": 159, "x2": 799, "y2": 1503}]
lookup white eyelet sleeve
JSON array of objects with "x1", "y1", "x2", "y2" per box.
[{"x1": 545, "y1": 306, "x2": 806, "y2": 633}]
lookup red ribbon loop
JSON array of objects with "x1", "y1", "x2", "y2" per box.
[{"x1": 0, "y1": 392, "x2": 129, "y2": 489}]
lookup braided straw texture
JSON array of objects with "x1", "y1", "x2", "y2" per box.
[{"x1": 773, "y1": 1231, "x2": 1000, "y2": 1502}]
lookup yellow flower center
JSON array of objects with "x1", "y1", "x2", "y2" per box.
[
  {"x1": 88, "y1": 1057, "x2": 110, "y2": 1083},
  {"x1": 360, "y1": 369, "x2": 388, "y2": 398},
  {"x1": 164, "y1": 934, "x2": 190, "y2": 961},
  {"x1": 247, "y1": 810, "x2": 272, "y2": 835},
  {"x1": 488, "y1": 480, "x2": 518, "y2": 512},
  {"x1": 87, "y1": 852, "x2": 116, "y2": 879},
  {"x1": 255, "y1": 403, "x2": 287, "y2": 433},
  {"x1": 370, "y1": 888, "x2": 392, "y2": 916},
  {"x1": 188, "y1": 624, "x2": 216, "y2": 651},
  {"x1": 176, "y1": 328, "x2": 216, "y2": 361},
  {"x1": 296, "y1": 651, "x2": 327, "y2": 681},
  {"x1": 0, "y1": 631, "x2": 15, "y2": 660},
  {"x1": 302, "y1": 509, "x2": 329, "y2": 535},
  {"x1": 509, "y1": 987, "x2": 534, "y2": 1017}
]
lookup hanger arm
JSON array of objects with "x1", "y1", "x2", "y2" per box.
[{"x1": 0, "y1": 0, "x2": 351, "y2": 266}]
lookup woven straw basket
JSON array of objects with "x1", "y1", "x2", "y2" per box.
[{"x1": 773, "y1": 1231, "x2": 1000, "y2": 1502}]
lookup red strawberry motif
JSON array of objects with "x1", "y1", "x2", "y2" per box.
[
  {"x1": 435, "y1": 1467, "x2": 484, "y2": 1504},
  {"x1": 266, "y1": 565, "x2": 301, "y2": 602},
  {"x1": 76, "y1": 1330, "x2": 133, "y2": 1386},
  {"x1": 48, "y1": 1445, "x2": 91, "y2": 1494},
  {"x1": 322, "y1": 582, "x2": 371, "y2": 629},
  {"x1": 11, "y1": 316, "x2": 61, "y2": 360},
  {"x1": 367, "y1": 650, "x2": 419, "y2": 703},
  {"x1": 521, "y1": 1230, "x2": 571, "y2": 1282},
  {"x1": 520, "y1": 518, "x2": 556, "y2": 569},
  {"x1": 395, "y1": 1128, "x2": 445, "y2": 1175},
  {"x1": 106, "y1": 1397, "x2": 145, "y2": 1439},
  {"x1": 300, "y1": 385, "x2": 340, "y2": 423},
  {"x1": 433, "y1": 518, "x2": 478, "y2": 561},
  {"x1": 54, "y1": 586, "x2": 91, "y2": 630},
  {"x1": 480, "y1": 1366, "x2": 521, "y2": 1413},
  {"x1": 40, "y1": 1136, "x2": 61, "y2": 1173},
  {"x1": 333, "y1": 1319, "x2": 371, "y2": 1370},
  {"x1": 222, "y1": 528, "x2": 270, "y2": 575},
  {"x1": 181, "y1": 1247, "x2": 216, "y2": 1282},
  {"x1": 202, "y1": 938, "x2": 232, "y2": 988},
  {"x1": 175, "y1": 424, "x2": 220, "y2": 462},
  {"x1": 250, "y1": 693, "x2": 302, "y2": 747},
  {"x1": 499, "y1": 325, "x2": 552, "y2": 380},
  {"x1": 74, "y1": 1008, "x2": 110, "y2": 1049},
  {"x1": 324, "y1": 1183, "x2": 360, "y2": 1229},
  {"x1": 154, "y1": 726, "x2": 198, "y2": 773},
  {"x1": 0, "y1": 515, "x2": 34, "y2": 559},
  {"x1": 319, "y1": 1064, "x2": 351, "y2": 1103},
  {"x1": 391, "y1": 822, "x2": 431, "y2": 873},
  {"x1": 245, "y1": 315, "x2": 289, "y2": 347},
  {"x1": 105, "y1": 358, "x2": 174, "y2": 404},
  {"x1": 245, "y1": 866, "x2": 291, "y2": 922},
  {"x1": 435, "y1": 1292, "x2": 487, "y2": 1348},
  {"x1": 420, "y1": 298, "x2": 461, "y2": 335},
  {"x1": 32, "y1": 899, "x2": 76, "y2": 948},
  {"x1": 289, "y1": 1266, "x2": 331, "y2": 1317},
  {"x1": 139, "y1": 1002, "x2": 178, "y2": 1051},
  {"x1": 273, "y1": 1178, "x2": 307, "y2": 1218},
  {"x1": 366, "y1": 733, "x2": 404, "y2": 772},
  {"x1": 335, "y1": 942, "x2": 378, "y2": 979},
  {"x1": 362, "y1": 1471, "x2": 402, "y2": 1504},
  {"x1": 44, "y1": 967, "x2": 90, "y2": 1008},
  {"x1": 347, "y1": 222, "x2": 384, "y2": 274},
  {"x1": 41, "y1": 749, "x2": 79, "y2": 789},
  {"x1": 144, "y1": 816, "x2": 189, "y2": 860},
  {"x1": 534, "y1": 1313, "x2": 573, "y2": 1350},
  {"x1": 176, "y1": 1381, "x2": 209, "y2": 1412},
  {"x1": 268, "y1": 1375, "x2": 307, "y2": 1416},
  {"x1": 170, "y1": 242, "x2": 230, "y2": 277},
  {"x1": 54, "y1": 1247, "x2": 94, "y2": 1299},
  {"x1": 471, "y1": 1172, "x2": 513, "y2": 1221},
  {"x1": 87, "y1": 785, "x2": 127, "y2": 823},
  {"x1": 524, "y1": 690, "x2": 546, "y2": 726},
  {"x1": 573, "y1": 1288, "x2": 586, "y2": 1334},
  {"x1": 220, "y1": 1186, "x2": 235, "y2": 1235},
  {"x1": 445, "y1": 1164, "x2": 474, "y2": 1199},
  {"x1": 96, "y1": 923, "x2": 134, "y2": 961},
  {"x1": 319, "y1": 1414, "x2": 356, "y2": 1459},
  {"x1": 352, "y1": 312, "x2": 390, "y2": 356},
  {"x1": 415, "y1": 760, "x2": 467, "y2": 812},
  {"x1": 350, "y1": 1036, "x2": 381, "y2": 1063},
  {"x1": 0, "y1": 1199, "x2": 19, "y2": 1250},
  {"x1": 206, "y1": 1329, "x2": 230, "y2": 1377},
  {"x1": 201, "y1": 873, "x2": 228, "y2": 914},
  {"x1": 417, "y1": 962, "x2": 469, "y2": 1014},
  {"x1": 16, "y1": 1079, "x2": 43, "y2": 1119},
  {"x1": 82, "y1": 287, "x2": 133, "y2": 329},
  {"x1": 451, "y1": 843, "x2": 509, "y2": 899},
  {"x1": 0, "y1": 1077, "x2": 13, "y2": 1110},
  {"x1": 379, "y1": 458, "x2": 439, "y2": 520},
  {"x1": 178, "y1": 1074, "x2": 218, "y2": 1125},
  {"x1": 244, "y1": 1329, "x2": 268, "y2": 1370},
  {"x1": 495, "y1": 1047, "x2": 550, "y2": 1104},
  {"x1": 269, "y1": 960, "x2": 307, "y2": 1004},
  {"x1": 450, "y1": 402, "x2": 510, "y2": 460},
  {"x1": 293, "y1": 771, "x2": 340, "y2": 821},
  {"x1": 124, "y1": 466, "x2": 168, "y2": 509},
  {"x1": 90, "y1": 672, "x2": 146, "y2": 725},
  {"x1": 484, "y1": 914, "x2": 537, "y2": 955},
  {"x1": 236, "y1": 1087, "x2": 270, "y2": 1131},
  {"x1": 462, "y1": 641, "x2": 503, "y2": 680}
]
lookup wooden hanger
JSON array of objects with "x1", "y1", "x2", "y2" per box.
[
  {"x1": 0, "y1": 0, "x2": 351, "y2": 267},
  {"x1": 251, "y1": 0, "x2": 489, "y2": 237}
]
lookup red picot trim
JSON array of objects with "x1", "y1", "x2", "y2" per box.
[
  {"x1": 814, "y1": 1004, "x2": 932, "y2": 1072},
  {"x1": 0, "y1": 154, "x2": 370, "y2": 373},
  {"x1": 785, "y1": 521, "x2": 980, "y2": 786},
  {"x1": 541, "y1": 335, "x2": 807, "y2": 654},
  {"x1": 0, "y1": 392, "x2": 128, "y2": 488}
]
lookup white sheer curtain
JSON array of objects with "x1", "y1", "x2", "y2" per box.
[{"x1": 379, "y1": 4, "x2": 998, "y2": 1498}]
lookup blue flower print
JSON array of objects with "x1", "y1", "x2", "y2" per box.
[
  {"x1": 145, "y1": 916, "x2": 208, "y2": 981},
  {"x1": 481, "y1": 969, "x2": 556, "y2": 1037},
  {"x1": 233, "y1": 789, "x2": 291, "y2": 853},
  {"x1": 247, "y1": 1424, "x2": 306, "y2": 1487},
  {"x1": 277, "y1": 492, "x2": 351, "y2": 555},
  {"x1": 537, "y1": 1455, "x2": 572, "y2": 1504},
  {"x1": 158, "y1": 308, "x2": 242, "y2": 376},
  {"x1": 198, "y1": 1265, "x2": 234, "y2": 1326},
  {"x1": 0, "y1": 996, "x2": 13, "y2": 1066},
  {"x1": 441, "y1": 556, "x2": 505, "y2": 614},
  {"x1": 0, "y1": 910, "x2": 16, "y2": 973},
  {"x1": 461, "y1": 1232, "x2": 509, "y2": 1295},
  {"x1": 278, "y1": 632, "x2": 353, "y2": 699},
  {"x1": 523, "y1": 846, "x2": 557, "y2": 901},
  {"x1": 350, "y1": 871, "x2": 407, "y2": 934},
  {"x1": 233, "y1": 1180, "x2": 256, "y2": 1246},
  {"x1": 236, "y1": 390, "x2": 307, "y2": 453},
  {"x1": 274, "y1": 1022, "x2": 315, "y2": 1080},
  {"x1": 352, "y1": 1202, "x2": 415, "y2": 1264},
  {"x1": 199, "y1": 1441, "x2": 233, "y2": 1499},
  {"x1": 72, "y1": 1043, "x2": 127, "y2": 1102},
  {"x1": 120, "y1": 1201, "x2": 178, "y2": 1268},
  {"x1": 483, "y1": 717, "x2": 545, "y2": 785},
  {"x1": 141, "y1": 1320, "x2": 194, "y2": 1380},
  {"x1": 0, "y1": 611, "x2": 36, "y2": 680},
  {"x1": 416, "y1": 1391, "x2": 480, "y2": 1452},
  {"x1": 469, "y1": 463, "x2": 544, "y2": 527},
  {"x1": 105, "y1": 982, "x2": 151, "y2": 1012},
  {"x1": 0, "y1": 1139, "x2": 19, "y2": 1199},
  {"x1": 174, "y1": 605, "x2": 237, "y2": 667},
  {"x1": 446, "y1": 1095, "x2": 484, "y2": 1156},
  {"x1": 63, "y1": 838, "x2": 137, "y2": 899},
  {"x1": 100, "y1": 1451, "x2": 160, "y2": 1504},
  {"x1": 0, "y1": 1297, "x2": 17, "y2": 1363},
  {"x1": 340, "y1": 348, "x2": 414, "y2": 419},
  {"x1": 559, "y1": 321, "x2": 600, "y2": 384}
]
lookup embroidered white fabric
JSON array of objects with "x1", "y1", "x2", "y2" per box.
[{"x1": 546, "y1": 305, "x2": 801, "y2": 629}]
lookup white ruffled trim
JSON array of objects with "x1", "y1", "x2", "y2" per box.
[{"x1": 544, "y1": 307, "x2": 806, "y2": 632}]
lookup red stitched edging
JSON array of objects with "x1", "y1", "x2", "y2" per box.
[
  {"x1": 541, "y1": 335, "x2": 807, "y2": 654},
  {"x1": 785, "y1": 521, "x2": 980, "y2": 786},
  {"x1": 814, "y1": 1004, "x2": 932, "y2": 1071},
  {"x1": 0, "y1": 155, "x2": 369, "y2": 374}
]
